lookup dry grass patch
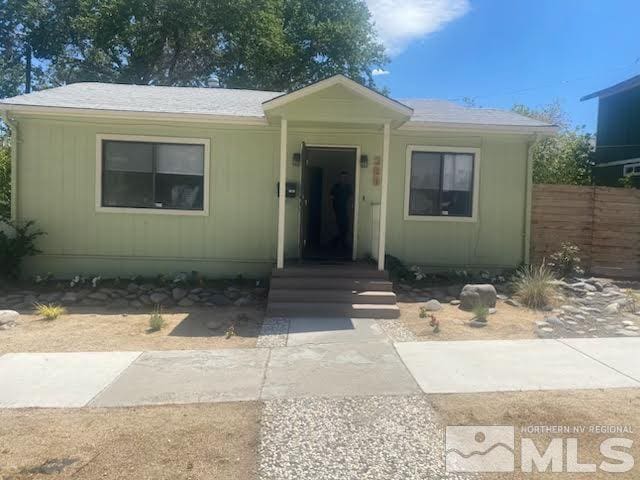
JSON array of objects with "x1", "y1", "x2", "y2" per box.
[
  {"x1": 400, "y1": 300, "x2": 545, "y2": 341},
  {"x1": 0, "y1": 306, "x2": 263, "y2": 353},
  {"x1": 0, "y1": 402, "x2": 260, "y2": 480},
  {"x1": 431, "y1": 389, "x2": 640, "y2": 479}
]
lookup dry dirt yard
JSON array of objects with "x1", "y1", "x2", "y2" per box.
[
  {"x1": 0, "y1": 306, "x2": 264, "y2": 353},
  {"x1": 399, "y1": 299, "x2": 546, "y2": 341},
  {"x1": 431, "y1": 388, "x2": 640, "y2": 479},
  {"x1": 0, "y1": 402, "x2": 260, "y2": 480}
]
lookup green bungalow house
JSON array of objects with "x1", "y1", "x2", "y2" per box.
[{"x1": 0, "y1": 75, "x2": 556, "y2": 317}]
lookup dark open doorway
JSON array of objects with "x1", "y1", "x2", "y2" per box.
[{"x1": 300, "y1": 146, "x2": 357, "y2": 261}]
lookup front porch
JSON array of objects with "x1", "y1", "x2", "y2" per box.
[{"x1": 264, "y1": 75, "x2": 413, "y2": 271}]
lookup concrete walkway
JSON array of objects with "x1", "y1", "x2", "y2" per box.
[{"x1": 1, "y1": 323, "x2": 639, "y2": 408}]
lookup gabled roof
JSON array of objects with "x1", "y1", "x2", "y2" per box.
[
  {"x1": 262, "y1": 74, "x2": 414, "y2": 117},
  {"x1": 0, "y1": 76, "x2": 556, "y2": 133},
  {"x1": 581, "y1": 74, "x2": 640, "y2": 101}
]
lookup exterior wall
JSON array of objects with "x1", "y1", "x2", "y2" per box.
[
  {"x1": 14, "y1": 113, "x2": 531, "y2": 278},
  {"x1": 16, "y1": 115, "x2": 280, "y2": 277},
  {"x1": 595, "y1": 88, "x2": 640, "y2": 165},
  {"x1": 386, "y1": 131, "x2": 528, "y2": 268}
]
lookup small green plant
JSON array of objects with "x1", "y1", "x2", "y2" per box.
[
  {"x1": 623, "y1": 289, "x2": 640, "y2": 313},
  {"x1": 472, "y1": 304, "x2": 489, "y2": 323},
  {"x1": 512, "y1": 263, "x2": 556, "y2": 309},
  {"x1": 419, "y1": 307, "x2": 440, "y2": 333},
  {"x1": 0, "y1": 220, "x2": 45, "y2": 279},
  {"x1": 547, "y1": 242, "x2": 584, "y2": 278},
  {"x1": 35, "y1": 303, "x2": 66, "y2": 320},
  {"x1": 148, "y1": 305, "x2": 165, "y2": 332},
  {"x1": 618, "y1": 175, "x2": 635, "y2": 189}
]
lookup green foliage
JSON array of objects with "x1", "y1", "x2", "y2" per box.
[
  {"x1": 1, "y1": 0, "x2": 387, "y2": 95},
  {"x1": 512, "y1": 263, "x2": 556, "y2": 309},
  {"x1": 0, "y1": 143, "x2": 9, "y2": 219},
  {"x1": 512, "y1": 102, "x2": 594, "y2": 186},
  {"x1": 472, "y1": 304, "x2": 489, "y2": 322},
  {"x1": 0, "y1": 219, "x2": 45, "y2": 278},
  {"x1": 35, "y1": 303, "x2": 66, "y2": 320},
  {"x1": 384, "y1": 254, "x2": 412, "y2": 281},
  {"x1": 547, "y1": 242, "x2": 584, "y2": 278},
  {"x1": 148, "y1": 305, "x2": 165, "y2": 332}
]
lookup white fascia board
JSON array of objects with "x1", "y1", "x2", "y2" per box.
[
  {"x1": 399, "y1": 121, "x2": 558, "y2": 136},
  {"x1": 0, "y1": 104, "x2": 269, "y2": 126}
]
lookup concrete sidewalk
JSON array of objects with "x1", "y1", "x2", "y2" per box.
[{"x1": 1, "y1": 336, "x2": 639, "y2": 408}]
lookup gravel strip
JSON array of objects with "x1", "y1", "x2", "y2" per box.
[
  {"x1": 376, "y1": 318, "x2": 417, "y2": 342},
  {"x1": 256, "y1": 318, "x2": 290, "y2": 348},
  {"x1": 259, "y1": 395, "x2": 473, "y2": 480}
]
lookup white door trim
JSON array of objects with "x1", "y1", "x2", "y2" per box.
[{"x1": 301, "y1": 144, "x2": 361, "y2": 261}]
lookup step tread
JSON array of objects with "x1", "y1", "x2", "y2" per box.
[{"x1": 267, "y1": 302, "x2": 400, "y2": 310}]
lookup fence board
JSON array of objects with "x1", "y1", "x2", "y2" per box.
[{"x1": 531, "y1": 184, "x2": 640, "y2": 278}]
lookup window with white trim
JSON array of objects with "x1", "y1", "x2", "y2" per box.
[
  {"x1": 623, "y1": 162, "x2": 640, "y2": 176},
  {"x1": 101, "y1": 140, "x2": 205, "y2": 211},
  {"x1": 407, "y1": 149, "x2": 475, "y2": 217}
]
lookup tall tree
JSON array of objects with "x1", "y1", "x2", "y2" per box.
[
  {"x1": 513, "y1": 102, "x2": 594, "y2": 186},
  {"x1": 1, "y1": 0, "x2": 387, "y2": 93}
]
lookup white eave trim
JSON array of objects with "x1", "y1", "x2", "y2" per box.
[
  {"x1": 0, "y1": 104, "x2": 269, "y2": 126},
  {"x1": 399, "y1": 120, "x2": 558, "y2": 135},
  {"x1": 594, "y1": 157, "x2": 640, "y2": 167},
  {"x1": 262, "y1": 75, "x2": 414, "y2": 117}
]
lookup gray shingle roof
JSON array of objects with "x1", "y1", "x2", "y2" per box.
[
  {"x1": 401, "y1": 98, "x2": 552, "y2": 127},
  {"x1": 0, "y1": 82, "x2": 282, "y2": 118},
  {"x1": 0, "y1": 82, "x2": 554, "y2": 128}
]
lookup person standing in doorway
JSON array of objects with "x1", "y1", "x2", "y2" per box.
[{"x1": 330, "y1": 171, "x2": 353, "y2": 249}]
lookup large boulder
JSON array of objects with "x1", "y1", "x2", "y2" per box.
[
  {"x1": 0, "y1": 310, "x2": 19, "y2": 326},
  {"x1": 459, "y1": 284, "x2": 497, "y2": 311}
]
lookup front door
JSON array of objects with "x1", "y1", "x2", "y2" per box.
[{"x1": 299, "y1": 145, "x2": 357, "y2": 261}]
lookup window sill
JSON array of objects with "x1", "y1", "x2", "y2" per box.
[
  {"x1": 96, "y1": 206, "x2": 208, "y2": 216},
  {"x1": 404, "y1": 214, "x2": 477, "y2": 223}
]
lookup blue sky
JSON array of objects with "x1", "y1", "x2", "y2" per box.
[{"x1": 366, "y1": 0, "x2": 640, "y2": 132}]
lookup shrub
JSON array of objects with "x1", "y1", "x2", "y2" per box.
[
  {"x1": 0, "y1": 144, "x2": 10, "y2": 220},
  {"x1": 148, "y1": 306, "x2": 165, "y2": 332},
  {"x1": 0, "y1": 220, "x2": 45, "y2": 278},
  {"x1": 512, "y1": 263, "x2": 556, "y2": 309},
  {"x1": 35, "y1": 303, "x2": 66, "y2": 320},
  {"x1": 472, "y1": 304, "x2": 489, "y2": 322},
  {"x1": 384, "y1": 254, "x2": 412, "y2": 281},
  {"x1": 547, "y1": 242, "x2": 584, "y2": 278}
]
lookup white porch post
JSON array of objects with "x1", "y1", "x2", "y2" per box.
[
  {"x1": 377, "y1": 122, "x2": 391, "y2": 271},
  {"x1": 276, "y1": 117, "x2": 288, "y2": 269}
]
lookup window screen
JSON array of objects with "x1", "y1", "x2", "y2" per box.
[
  {"x1": 102, "y1": 140, "x2": 205, "y2": 211},
  {"x1": 408, "y1": 151, "x2": 474, "y2": 217}
]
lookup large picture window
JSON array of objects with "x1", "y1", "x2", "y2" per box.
[
  {"x1": 99, "y1": 137, "x2": 207, "y2": 213},
  {"x1": 405, "y1": 146, "x2": 479, "y2": 220}
]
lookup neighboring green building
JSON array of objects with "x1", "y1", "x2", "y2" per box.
[
  {"x1": 0, "y1": 75, "x2": 556, "y2": 278},
  {"x1": 582, "y1": 75, "x2": 640, "y2": 187}
]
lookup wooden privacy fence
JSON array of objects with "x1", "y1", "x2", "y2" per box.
[{"x1": 531, "y1": 184, "x2": 640, "y2": 278}]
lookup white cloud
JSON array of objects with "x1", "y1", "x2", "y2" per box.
[
  {"x1": 372, "y1": 68, "x2": 391, "y2": 76},
  {"x1": 365, "y1": 0, "x2": 470, "y2": 55}
]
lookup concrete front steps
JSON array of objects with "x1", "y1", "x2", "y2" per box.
[{"x1": 267, "y1": 264, "x2": 399, "y2": 319}]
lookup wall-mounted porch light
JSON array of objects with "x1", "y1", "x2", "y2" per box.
[
  {"x1": 360, "y1": 155, "x2": 369, "y2": 168},
  {"x1": 292, "y1": 152, "x2": 301, "y2": 166}
]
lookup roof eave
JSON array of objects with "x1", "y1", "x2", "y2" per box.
[
  {"x1": 400, "y1": 121, "x2": 558, "y2": 135},
  {"x1": 0, "y1": 104, "x2": 269, "y2": 126}
]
